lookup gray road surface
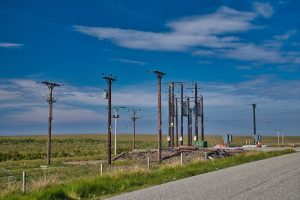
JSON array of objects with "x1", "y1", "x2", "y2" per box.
[{"x1": 108, "y1": 152, "x2": 300, "y2": 200}]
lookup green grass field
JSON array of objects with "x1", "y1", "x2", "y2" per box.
[
  {"x1": 2, "y1": 149, "x2": 296, "y2": 200},
  {"x1": 0, "y1": 133, "x2": 299, "y2": 199},
  {"x1": 1, "y1": 134, "x2": 299, "y2": 162}
]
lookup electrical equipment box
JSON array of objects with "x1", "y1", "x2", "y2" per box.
[
  {"x1": 102, "y1": 90, "x2": 108, "y2": 99},
  {"x1": 194, "y1": 140, "x2": 207, "y2": 148}
]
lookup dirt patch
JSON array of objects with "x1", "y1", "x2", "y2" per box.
[
  {"x1": 63, "y1": 147, "x2": 245, "y2": 166},
  {"x1": 114, "y1": 147, "x2": 245, "y2": 164}
]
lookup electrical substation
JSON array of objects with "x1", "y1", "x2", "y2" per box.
[{"x1": 39, "y1": 70, "x2": 265, "y2": 166}]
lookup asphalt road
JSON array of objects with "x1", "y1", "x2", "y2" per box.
[{"x1": 108, "y1": 152, "x2": 300, "y2": 200}]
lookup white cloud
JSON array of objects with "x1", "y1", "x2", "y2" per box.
[
  {"x1": 253, "y1": 2, "x2": 274, "y2": 18},
  {"x1": 74, "y1": 26, "x2": 237, "y2": 51},
  {"x1": 0, "y1": 89, "x2": 21, "y2": 101},
  {"x1": 167, "y1": 7, "x2": 256, "y2": 35},
  {"x1": 74, "y1": 5, "x2": 300, "y2": 65},
  {"x1": 193, "y1": 50, "x2": 214, "y2": 56},
  {"x1": 1, "y1": 77, "x2": 300, "y2": 135},
  {"x1": 235, "y1": 66, "x2": 254, "y2": 70},
  {"x1": 274, "y1": 30, "x2": 297, "y2": 40},
  {"x1": 197, "y1": 60, "x2": 211, "y2": 64},
  {"x1": 220, "y1": 43, "x2": 285, "y2": 63},
  {"x1": 0, "y1": 43, "x2": 23, "y2": 48},
  {"x1": 5, "y1": 107, "x2": 102, "y2": 124},
  {"x1": 74, "y1": 6, "x2": 256, "y2": 52},
  {"x1": 111, "y1": 58, "x2": 147, "y2": 66}
]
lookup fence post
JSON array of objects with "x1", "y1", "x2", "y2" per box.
[
  {"x1": 22, "y1": 171, "x2": 26, "y2": 192},
  {"x1": 147, "y1": 157, "x2": 150, "y2": 171},
  {"x1": 180, "y1": 153, "x2": 183, "y2": 165},
  {"x1": 204, "y1": 152, "x2": 207, "y2": 161},
  {"x1": 100, "y1": 163, "x2": 103, "y2": 176}
]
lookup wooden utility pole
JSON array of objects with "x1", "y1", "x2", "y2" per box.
[
  {"x1": 194, "y1": 83, "x2": 198, "y2": 142},
  {"x1": 175, "y1": 97, "x2": 179, "y2": 147},
  {"x1": 171, "y1": 82, "x2": 175, "y2": 147},
  {"x1": 168, "y1": 84, "x2": 171, "y2": 147},
  {"x1": 180, "y1": 84, "x2": 184, "y2": 146},
  {"x1": 252, "y1": 104, "x2": 256, "y2": 145},
  {"x1": 189, "y1": 108, "x2": 193, "y2": 145},
  {"x1": 200, "y1": 95, "x2": 204, "y2": 141},
  {"x1": 149, "y1": 70, "x2": 166, "y2": 163},
  {"x1": 187, "y1": 97, "x2": 191, "y2": 146},
  {"x1": 40, "y1": 81, "x2": 62, "y2": 165},
  {"x1": 129, "y1": 108, "x2": 140, "y2": 150},
  {"x1": 102, "y1": 74, "x2": 117, "y2": 165}
]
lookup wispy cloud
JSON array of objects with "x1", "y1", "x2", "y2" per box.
[
  {"x1": 5, "y1": 107, "x2": 101, "y2": 124},
  {"x1": 253, "y1": 2, "x2": 274, "y2": 18},
  {"x1": 274, "y1": 30, "x2": 297, "y2": 40},
  {"x1": 234, "y1": 66, "x2": 255, "y2": 70},
  {"x1": 166, "y1": 6, "x2": 256, "y2": 35},
  {"x1": 220, "y1": 44, "x2": 285, "y2": 63},
  {"x1": 1, "y1": 77, "x2": 300, "y2": 134},
  {"x1": 111, "y1": 58, "x2": 147, "y2": 66},
  {"x1": 0, "y1": 43, "x2": 23, "y2": 48},
  {"x1": 74, "y1": 4, "x2": 299, "y2": 65},
  {"x1": 74, "y1": 6, "x2": 255, "y2": 52}
]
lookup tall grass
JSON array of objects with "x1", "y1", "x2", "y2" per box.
[{"x1": 3, "y1": 149, "x2": 295, "y2": 200}]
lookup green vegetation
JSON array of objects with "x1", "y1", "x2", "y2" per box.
[
  {"x1": 1, "y1": 134, "x2": 299, "y2": 162},
  {"x1": 2, "y1": 149, "x2": 295, "y2": 200},
  {"x1": 0, "y1": 134, "x2": 159, "y2": 162},
  {"x1": 0, "y1": 134, "x2": 299, "y2": 199}
]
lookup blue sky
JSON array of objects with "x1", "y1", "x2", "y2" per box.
[{"x1": 0, "y1": 0, "x2": 300, "y2": 136}]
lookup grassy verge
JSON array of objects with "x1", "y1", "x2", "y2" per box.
[{"x1": 3, "y1": 149, "x2": 295, "y2": 200}]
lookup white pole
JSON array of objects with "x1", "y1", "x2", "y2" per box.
[
  {"x1": 147, "y1": 157, "x2": 150, "y2": 171},
  {"x1": 277, "y1": 130, "x2": 280, "y2": 146},
  {"x1": 281, "y1": 131, "x2": 284, "y2": 146},
  {"x1": 22, "y1": 171, "x2": 26, "y2": 192},
  {"x1": 114, "y1": 116, "x2": 117, "y2": 156},
  {"x1": 100, "y1": 163, "x2": 103, "y2": 176},
  {"x1": 180, "y1": 153, "x2": 183, "y2": 165}
]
